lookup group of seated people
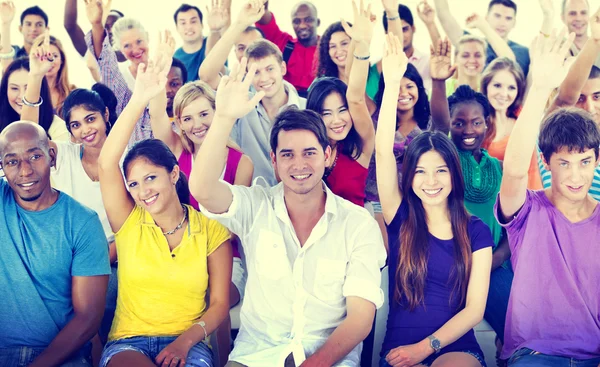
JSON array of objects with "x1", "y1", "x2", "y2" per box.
[{"x1": 0, "y1": 0, "x2": 599, "y2": 366}]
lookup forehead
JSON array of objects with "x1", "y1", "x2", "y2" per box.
[
  {"x1": 168, "y1": 66, "x2": 184, "y2": 79},
  {"x1": 125, "y1": 157, "x2": 165, "y2": 179},
  {"x1": 565, "y1": 0, "x2": 589, "y2": 12},
  {"x1": 276, "y1": 128, "x2": 320, "y2": 151},
  {"x1": 488, "y1": 4, "x2": 515, "y2": 16},
  {"x1": 22, "y1": 14, "x2": 45, "y2": 25},
  {"x1": 323, "y1": 92, "x2": 345, "y2": 107},
  {"x1": 490, "y1": 69, "x2": 517, "y2": 84},
  {"x1": 120, "y1": 28, "x2": 146, "y2": 42},
  {"x1": 459, "y1": 41, "x2": 485, "y2": 53},
  {"x1": 237, "y1": 31, "x2": 262, "y2": 45},
  {"x1": 249, "y1": 55, "x2": 280, "y2": 68},
  {"x1": 451, "y1": 102, "x2": 485, "y2": 118},
  {"x1": 68, "y1": 105, "x2": 98, "y2": 119},
  {"x1": 551, "y1": 146, "x2": 596, "y2": 161},
  {"x1": 416, "y1": 150, "x2": 446, "y2": 166},
  {"x1": 581, "y1": 78, "x2": 600, "y2": 95},
  {"x1": 1, "y1": 133, "x2": 46, "y2": 157},
  {"x1": 181, "y1": 96, "x2": 212, "y2": 113},
  {"x1": 177, "y1": 9, "x2": 201, "y2": 22},
  {"x1": 292, "y1": 4, "x2": 317, "y2": 18},
  {"x1": 8, "y1": 68, "x2": 28, "y2": 83}
]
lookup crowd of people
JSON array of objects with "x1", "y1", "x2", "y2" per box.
[{"x1": 0, "y1": 0, "x2": 599, "y2": 366}]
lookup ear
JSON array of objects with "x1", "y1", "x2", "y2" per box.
[
  {"x1": 280, "y1": 61, "x2": 287, "y2": 77},
  {"x1": 270, "y1": 151, "x2": 281, "y2": 182},
  {"x1": 171, "y1": 164, "x2": 181, "y2": 185},
  {"x1": 104, "y1": 107, "x2": 110, "y2": 124},
  {"x1": 317, "y1": 18, "x2": 321, "y2": 28},
  {"x1": 18, "y1": 25, "x2": 23, "y2": 34},
  {"x1": 48, "y1": 144, "x2": 57, "y2": 168},
  {"x1": 323, "y1": 145, "x2": 332, "y2": 167},
  {"x1": 541, "y1": 153, "x2": 550, "y2": 172}
]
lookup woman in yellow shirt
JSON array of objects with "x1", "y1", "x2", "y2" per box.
[{"x1": 97, "y1": 46, "x2": 233, "y2": 367}]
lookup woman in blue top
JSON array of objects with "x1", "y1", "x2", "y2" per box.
[{"x1": 376, "y1": 33, "x2": 493, "y2": 367}]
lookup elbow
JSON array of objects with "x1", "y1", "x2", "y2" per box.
[
  {"x1": 346, "y1": 94, "x2": 365, "y2": 105},
  {"x1": 188, "y1": 174, "x2": 210, "y2": 203}
]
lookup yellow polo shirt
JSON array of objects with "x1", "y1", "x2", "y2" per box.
[{"x1": 108, "y1": 205, "x2": 230, "y2": 341}]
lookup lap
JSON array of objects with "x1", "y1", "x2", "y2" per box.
[
  {"x1": 430, "y1": 352, "x2": 483, "y2": 367},
  {"x1": 508, "y1": 348, "x2": 600, "y2": 367}
]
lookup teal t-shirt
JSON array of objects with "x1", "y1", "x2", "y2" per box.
[
  {"x1": 174, "y1": 38, "x2": 208, "y2": 82},
  {"x1": 0, "y1": 180, "x2": 110, "y2": 348}
]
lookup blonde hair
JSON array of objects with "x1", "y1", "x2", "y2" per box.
[
  {"x1": 49, "y1": 36, "x2": 76, "y2": 117},
  {"x1": 455, "y1": 35, "x2": 488, "y2": 56},
  {"x1": 111, "y1": 17, "x2": 149, "y2": 51},
  {"x1": 173, "y1": 81, "x2": 216, "y2": 154}
]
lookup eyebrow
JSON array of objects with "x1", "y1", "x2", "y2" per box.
[
  {"x1": 416, "y1": 164, "x2": 449, "y2": 168},
  {"x1": 279, "y1": 147, "x2": 319, "y2": 154},
  {"x1": 3, "y1": 147, "x2": 44, "y2": 158}
]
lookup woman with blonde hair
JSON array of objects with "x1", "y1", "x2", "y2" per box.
[{"x1": 446, "y1": 35, "x2": 488, "y2": 95}]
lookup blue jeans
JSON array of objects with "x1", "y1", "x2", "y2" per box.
[
  {"x1": 379, "y1": 349, "x2": 486, "y2": 367},
  {"x1": 508, "y1": 348, "x2": 600, "y2": 366},
  {"x1": 100, "y1": 336, "x2": 213, "y2": 367},
  {"x1": 484, "y1": 265, "x2": 513, "y2": 343},
  {"x1": 0, "y1": 344, "x2": 92, "y2": 367}
]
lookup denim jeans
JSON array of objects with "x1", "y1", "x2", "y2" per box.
[
  {"x1": 100, "y1": 336, "x2": 213, "y2": 367},
  {"x1": 484, "y1": 265, "x2": 514, "y2": 343},
  {"x1": 508, "y1": 348, "x2": 600, "y2": 366},
  {"x1": 0, "y1": 344, "x2": 92, "y2": 367}
]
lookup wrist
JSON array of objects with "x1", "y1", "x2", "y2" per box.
[{"x1": 420, "y1": 338, "x2": 435, "y2": 356}]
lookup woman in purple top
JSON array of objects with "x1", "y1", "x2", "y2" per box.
[{"x1": 376, "y1": 34, "x2": 493, "y2": 367}]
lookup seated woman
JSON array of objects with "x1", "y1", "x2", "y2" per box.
[
  {"x1": 97, "y1": 46, "x2": 232, "y2": 367},
  {"x1": 377, "y1": 33, "x2": 492, "y2": 367},
  {"x1": 45, "y1": 36, "x2": 77, "y2": 116},
  {"x1": 445, "y1": 35, "x2": 487, "y2": 96}
]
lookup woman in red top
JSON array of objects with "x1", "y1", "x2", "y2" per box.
[{"x1": 305, "y1": 1, "x2": 375, "y2": 207}]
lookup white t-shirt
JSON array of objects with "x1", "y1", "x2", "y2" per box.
[{"x1": 48, "y1": 115, "x2": 71, "y2": 142}]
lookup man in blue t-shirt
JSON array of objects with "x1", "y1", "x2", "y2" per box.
[{"x1": 0, "y1": 122, "x2": 110, "y2": 367}]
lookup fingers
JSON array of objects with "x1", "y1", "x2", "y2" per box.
[
  {"x1": 340, "y1": 18, "x2": 352, "y2": 35},
  {"x1": 248, "y1": 90, "x2": 266, "y2": 108},
  {"x1": 558, "y1": 31, "x2": 575, "y2": 59}
]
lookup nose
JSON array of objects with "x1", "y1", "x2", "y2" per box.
[
  {"x1": 569, "y1": 164, "x2": 584, "y2": 182},
  {"x1": 583, "y1": 98, "x2": 595, "y2": 114},
  {"x1": 464, "y1": 122, "x2": 475, "y2": 134},
  {"x1": 291, "y1": 154, "x2": 307, "y2": 169},
  {"x1": 426, "y1": 172, "x2": 438, "y2": 186},
  {"x1": 19, "y1": 160, "x2": 34, "y2": 177}
]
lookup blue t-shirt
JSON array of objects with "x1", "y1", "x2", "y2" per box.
[
  {"x1": 487, "y1": 39, "x2": 530, "y2": 76},
  {"x1": 382, "y1": 200, "x2": 493, "y2": 355},
  {"x1": 0, "y1": 180, "x2": 110, "y2": 348},
  {"x1": 174, "y1": 38, "x2": 208, "y2": 82}
]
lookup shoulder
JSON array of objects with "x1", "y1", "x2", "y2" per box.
[
  {"x1": 467, "y1": 215, "x2": 494, "y2": 250},
  {"x1": 59, "y1": 192, "x2": 100, "y2": 222}
]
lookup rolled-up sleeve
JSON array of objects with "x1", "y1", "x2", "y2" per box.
[{"x1": 342, "y1": 218, "x2": 387, "y2": 308}]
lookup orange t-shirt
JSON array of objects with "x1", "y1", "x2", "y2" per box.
[{"x1": 485, "y1": 135, "x2": 543, "y2": 190}]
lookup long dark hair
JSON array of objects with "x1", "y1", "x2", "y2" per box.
[
  {"x1": 306, "y1": 77, "x2": 362, "y2": 159},
  {"x1": 62, "y1": 83, "x2": 118, "y2": 136},
  {"x1": 395, "y1": 131, "x2": 472, "y2": 310},
  {"x1": 0, "y1": 57, "x2": 55, "y2": 136},
  {"x1": 315, "y1": 21, "x2": 349, "y2": 78},
  {"x1": 122, "y1": 139, "x2": 190, "y2": 206},
  {"x1": 375, "y1": 63, "x2": 430, "y2": 130}
]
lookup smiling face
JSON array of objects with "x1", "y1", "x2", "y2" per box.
[
  {"x1": 485, "y1": 69, "x2": 518, "y2": 113},
  {"x1": 176, "y1": 96, "x2": 215, "y2": 146},
  {"x1": 320, "y1": 92, "x2": 352, "y2": 142},
  {"x1": 576, "y1": 77, "x2": 600, "y2": 123},
  {"x1": 411, "y1": 150, "x2": 452, "y2": 207},
  {"x1": 119, "y1": 28, "x2": 149, "y2": 65},
  {"x1": 563, "y1": 0, "x2": 589, "y2": 37},
  {"x1": 457, "y1": 41, "x2": 485, "y2": 78},
  {"x1": 292, "y1": 4, "x2": 319, "y2": 44},
  {"x1": 485, "y1": 4, "x2": 516, "y2": 40},
  {"x1": 450, "y1": 102, "x2": 487, "y2": 152},
  {"x1": 125, "y1": 157, "x2": 180, "y2": 214},
  {"x1": 7, "y1": 68, "x2": 28, "y2": 116},
  {"x1": 400, "y1": 20, "x2": 415, "y2": 52},
  {"x1": 397, "y1": 77, "x2": 419, "y2": 112},
  {"x1": 271, "y1": 129, "x2": 330, "y2": 195},
  {"x1": 328, "y1": 31, "x2": 350, "y2": 69},
  {"x1": 249, "y1": 55, "x2": 286, "y2": 99},
  {"x1": 176, "y1": 9, "x2": 203, "y2": 44},
  {"x1": 67, "y1": 106, "x2": 109, "y2": 148},
  {"x1": 19, "y1": 14, "x2": 47, "y2": 46},
  {"x1": 545, "y1": 147, "x2": 598, "y2": 202}
]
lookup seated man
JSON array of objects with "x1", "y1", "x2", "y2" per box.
[
  {"x1": 0, "y1": 122, "x2": 110, "y2": 367},
  {"x1": 189, "y1": 59, "x2": 386, "y2": 366},
  {"x1": 496, "y1": 31, "x2": 600, "y2": 366}
]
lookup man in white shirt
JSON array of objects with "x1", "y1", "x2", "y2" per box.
[{"x1": 189, "y1": 59, "x2": 386, "y2": 367}]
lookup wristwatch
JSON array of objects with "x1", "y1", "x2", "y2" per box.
[{"x1": 427, "y1": 335, "x2": 442, "y2": 354}]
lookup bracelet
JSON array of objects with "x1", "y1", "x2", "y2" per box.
[
  {"x1": 195, "y1": 320, "x2": 209, "y2": 342},
  {"x1": 22, "y1": 96, "x2": 43, "y2": 108},
  {"x1": 353, "y1": 53, "x2": 370, "y2": 60},
  {"x1": 539, "y1": 30, "x2": 550, "y2": 38},
  {"x1": 0, "y1": 48, "x2": 16, "y2": 59},
  {"x1": 386, "y1": 14, "x2": 400, "y2": 21}
]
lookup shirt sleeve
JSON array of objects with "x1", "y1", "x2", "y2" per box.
[
  {"x1": 342, "y1": 215, "x2": 387, "y2": 308},
  {"x1": 48, "y1": 115, "x2": 71, "y2": 142},
  {"x1": 206, "y1": 217, "x2": 231, "y2": 256},
  {"x1": 494, "y1": 190, "x2": 534, "y2": 254},
  {"x1": 468, "y1": 216, "x2": 494, "y2": 253},
  {"x1": 256, "y1": 13, "x2": 292, "y2": 50},
  {"x1": 72, "y1": 212, "x2": 110, "y2": 277}
]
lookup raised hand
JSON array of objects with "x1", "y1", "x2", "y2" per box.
[
  {"x1": 341, "y1": 0, "x2": 376, "y2": 44},
  {"x1": 465, "y1": 13, "x2": 484, "y2": 29},
  {"x1": 0, "y1": 1, "x2": 15, "y2": 26},
  {"x1": 236, "y1": 0, "x2": 266, "y2": 28},
  {"x1": 101, "y1": 0, "x2": 113, "y2": 26},
  {"x1": 215, "y1": 57, "x2": 265, "y2": 120},
  {"x1": 156, "y1": 30, "x2": 176, "y2": 58},
  {"x1": 416, "y1": 0, "x2": 435, "y2": 25},
  {"x1": 84, "y1": 0, "x2": 103, "y2": 26},
  {"x1": 132, "y1": 49, "x2": 171, "y2": 103},
  {"x1": 381, "y1": 0, "x2": 397, "y2": 13},
  {"x1": 538, "y1": 0, "x2": 554, "y2": 16},
  {"x1": 430, "y1": 38, "x2": 456, "y2": 81},
  {"x1": 29, "y1": 31, "x2": 54, "y2": 77},
  {"x1": 382, "y1": 33, "x2": 408, "y2": 85},
  {"x1": 530, "y1": 28, "x2": 575, "y2": 90},
  {"x1": 207, "y1": 0, "x2": 229, "y2": 32},
  {"x1": 590, "y1": 6, "x2": 600, "y2": 43}
]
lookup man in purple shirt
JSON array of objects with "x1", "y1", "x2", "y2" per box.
[{"x1": 495, "y1": 31, "x2": 600, "y2": 366}]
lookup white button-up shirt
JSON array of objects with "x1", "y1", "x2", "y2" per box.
[{"x1": 200, "y1": 182, "x2": 386, "y2": 366}]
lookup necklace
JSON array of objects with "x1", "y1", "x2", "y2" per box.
[
  {"x1": 163, "y1": 206, "x2": 188, "y2": 235},
  {"x1": 457, "y1": 149, "x2": 502, "y2": 203}
]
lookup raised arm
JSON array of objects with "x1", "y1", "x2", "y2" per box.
[
  {"x1": 0, "y1": 1, "x2": 16, "y2": 70},
  {"x1": 429, "y1": 38, "x2": 456, "y2": 134},
  {"x1": 21, "y1": 32, "x2": 54, "y2": 124},
  {"x1": 382, "y1": 0, "x2": 403, "y2": 40},
  {"x1": 548, "y1": 6, "x2": 600, "y2": 112},
  {"x1": 342, "y1": 0, "x2": 376, "y2": 167},
  {"x1": 256, "y1": 0, "x2": 272, "y2": 25},
  {"x1": 85, "y1": 0, "x2": 107, "y2": 59},
  {"x1": 416, "y1": 0, "x2": 442, "y2": 47},
  {"x1": 64, "y1": 0, "x2": 87, "y2": 57},
  {"x1": 432, "y1": 0, "x2": 463, "y2": 46},
  {"x1": 98, "y1": 50, "x2": 172, "y2": 233},
  {"x1": 205, "y1": 0, "x2": 229, "y2": 58},
  {"x1": 199, "y1": 0, "x2": 265, "y2": 90},
  {"x1": 189, "y1": 58, "x2": 265, "y2": 214},
  {"x1": 465, "y1": 13, "x2": 515, "y2": 61},
  {"x1": 499, "y1": 31, "x2": 575, "y2": 220},
  {"x1": 376, "y1": 33, "x2": 407, "y2": 224},
  {"x1": 538, "y1": 0, "x2": 555, "y2": 38}
]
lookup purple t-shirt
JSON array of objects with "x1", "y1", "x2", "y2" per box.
[
  {"x1": 382, "y1": 200, "x2": 493, "y2": 355},
  {"x1": 495, "y1": 190, "x2": 600, "y2": 359}
]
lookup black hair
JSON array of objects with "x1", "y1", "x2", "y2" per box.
[
  {"x1": 383, "y1": 4, "x2": 413, "y2": 32},
  {"x1": 244, "y1": 26, "x2": 265, "y2": 38},
  {"x1": 316, "y1": 21, "x2": 349, "y2": 78},
  {"x1": 539, "y1": 107, "x2": 600, "y2": 162},
  {"x1": 170, "y1": 57, "x2": 188, "y2": 84},
  {"x1": 590, "y1": 65, "x2": 600, "y2": 79},
  {"x1": 109, "y1": 9, "x2": 125, "y2": 18},
  {"x1": 0, "y1": 57, "x2": 54, "y2": 138},
  {"x1": 20, "y1": 6, "x2": 48, "y2": 27},
  {"x1": 62, "y1": 83, "x2": 118, "y2": 136},
  {"x1": 488, "y1": 0, "x2": 517, "y2": 14},
  {"x1": 306, "y1": 77, "x2": 362, "y2": 159},
  {"x1": 375, "y1": 63, "x2": 430, "y2": 130},
  {"x1": 174, "y1": 4, "x2": 203, "y2": 24},
  {"x1": 448, "y1": 85, "x2": 492, "y2": 120},
  {"x1": 270, "y1": 106, "x2": 330, "y2": 153},
  {"x1": 122, "y1": 139, "x2": 190, "y2": 206}
]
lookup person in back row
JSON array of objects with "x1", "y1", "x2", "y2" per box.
[
  {"x1": 0, "y1": 4, "x2": 48, "y2": 68},
  {"x1": 190, "y1": 57, "x2": 386, "y2": 366},
  {"x1": 496, "y1": 29, "x2": 600, "y2": 366},
  {"x1": 0, "y1": 121, "x2": 110, "y2": 367}
]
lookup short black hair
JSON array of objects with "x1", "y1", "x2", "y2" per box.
[
  {"x1": 171, "y1": 57, "x2": 188, "y2": 84},
  {"x1": 269, "y1": 106, "x2": 330, "y2": 153},
  {"x1": 590, "y1": 65, "x2": 600, "y2": 79},
  {"x1": 539, "y1": 107, "x2": 600, "y2": 162},
  {"x1": 383, "y1": 4, "x2": 413, "y2": 32},
  {"x1": 20, "y1": 6, "x2": 48, "y2": 27},
  {"x1": 488, "y1": 0, "x2": 517, "y2": 14},
  {"x1": 174, "y1": 4, "x2": 203, "y2": 24},
  {"x1": 110, "y1": 9, "x2": 125, "y2": 18}
]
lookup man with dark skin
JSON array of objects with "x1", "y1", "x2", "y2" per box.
[{"x1": 0, "y1": 122, "x2": 110, "y2": 367}]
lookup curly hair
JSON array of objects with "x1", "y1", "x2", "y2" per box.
[
  {"x1": 448, "y1": 85, "x2": 492, "y2": 120},
  {"x1": 315, "y1": 21, "x2": 349, "y2": 78}
]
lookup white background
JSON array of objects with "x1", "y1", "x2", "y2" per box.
[{"x1": 4, "y1": 0, "x2": 599, "y2": 88}]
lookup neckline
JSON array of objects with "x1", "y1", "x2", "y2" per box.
[{"x1": 540, "y1": 190, "x2": 600, "y2": 225}]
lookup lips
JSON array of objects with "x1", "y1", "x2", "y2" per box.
[
  {"x1": 191, "y1": 129, "x2": 208, "y2": 139},
  {"x1": 17, "y1": 181, "x2": 38, "y2": 190},
  {"x1": 330, "y1": 124, "x2": 346, "y2": 134},
  {"x1": 82, "y1": 132, "x2": 96, "y2": 143},
  {"x1": 462, "y1": 137, "x2": 476, "y2": 146},
  {"x1": 423, "y1": 188, "x2": 443, "y2": 196},
  {"x1": 291, "y1": 173, "x2": 311, "y2": 181},
  {"x1": 142, "y1": 194, "x2": 158, "y2": 206}
]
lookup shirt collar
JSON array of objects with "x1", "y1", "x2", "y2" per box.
[
  {"x1": 409, "y1": 47, "x2": 424, "y2": 61},
  {"x1": 272, "y1": 182, "x2": 338, "y2": 224},
  {"x1": 139, "y1": 204, "x2": 203, "y2": 236},
  {"x1": 256, "y1": 81, "x2": 302, "y2": 118}
]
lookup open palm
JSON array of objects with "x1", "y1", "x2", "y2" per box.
[
  {"x1": 0, "y1": 1, "x2": 15, "y2": 25},
  {"x1": 531, "y1": 29, "x2": 575, "y2": 90},
  {"x1": 430, "y1": 38, "x2": 456, "y2": 81},
  {"x1": 84, "y1": 0, "x2": 103, "y2": 25},
  {"x1": 382, "y1": 33, "x2": 408, "y2": 84},
  {"x1": 341, "y1": 0, "x2": 375, "y2": 44},
  {"x1": 215, "y1": 58, "x2": 265, "y2": 120},
  {"x1": 133, "y1": 52, "x2": 171, "y2": 102}
]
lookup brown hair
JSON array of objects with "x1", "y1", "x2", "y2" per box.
[
  {"x1": 245, "y1": 39, "x2": 283, "y2": 63},
  {"x1": 48, "y1": 36, "x2": 76, "y2": 117}
]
